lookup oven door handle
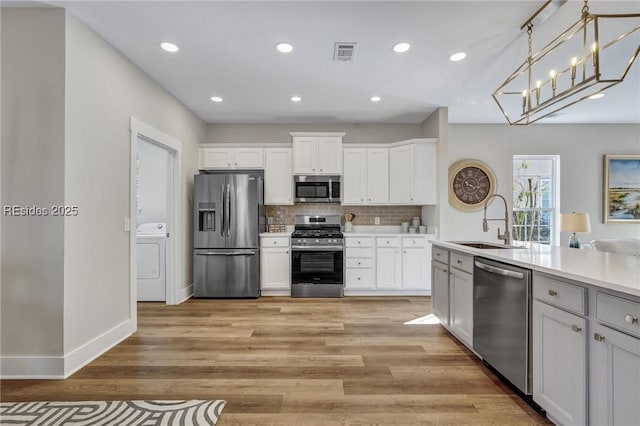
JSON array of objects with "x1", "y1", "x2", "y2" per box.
[{"x1": 291, "y1": 246, "x2": 344, "y2": 252}]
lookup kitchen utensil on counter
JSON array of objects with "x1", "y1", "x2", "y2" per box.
[
  {"x1": 409, "y1": 227, "x2": 417, "y2": 234},
  {"x1": 344, "y1": 212, "x2": 356, "y2": 232},
  {"x1": 419, "y1": 225, "x2": 427, "y2": 234},
  {"x1": 401, "y1": 222, "x2": 409, "y2": 233},
  {"x1": 412, "y1": 217, "x2": 421, "y2": 228}
]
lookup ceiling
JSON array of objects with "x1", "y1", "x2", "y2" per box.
[{"x1": 18, "y1": 1, "x2": 640, "y2": 124}]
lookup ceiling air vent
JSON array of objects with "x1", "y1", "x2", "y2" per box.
[{"x1": 334, "y1": 42, "x2": 357, "y2": 61}]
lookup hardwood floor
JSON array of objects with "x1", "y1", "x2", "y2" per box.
[{"x1": 1, "y1": 297, "x2": 550, "y2": 425}]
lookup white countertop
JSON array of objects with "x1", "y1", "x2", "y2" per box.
[
  {"x1": 344, "y1": 225, "x2": 436, "y2": 237},
  {"x1": 260, "y1": 231, "x2": 291, "y2": 237},
  {"x1": 431, "y1": 240, "x2": 640, "y2": 298}
]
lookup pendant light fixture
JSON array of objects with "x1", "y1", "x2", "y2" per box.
[{"x1": 493, "y1": 0, "x2": 640, "y2": 125}]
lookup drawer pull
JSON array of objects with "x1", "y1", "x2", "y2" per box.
[
  {"x1": 571, "y1": 324, "x2": 582, "y2": 333},
  {"x1": 443, "y1": 269, "x2": 448, "y2": 273},
  {"x1": 625, "y1": 314, "x2": 638, "y2": 324},
  {"x1": 594, "y1": 333, "x2": 605, "y2": 342},
  {"x1": 457, "y1": 260, "x2": 462, "y2": 265},
  {"x1": 273, "y1": 241, "x2": 277, "y2": 244},
  {"x1": 358, "y1": 241, "x2": 361, "y2": 244},
  {"x1": 357, "y1": 277, "x2": 361, "y2": 281},
  {"x1": 436, "y1": 253, "x2": 441, "y2": 257},
  {"x1": 548, "y1": 289, "x2": 558, "y2": 296},
  {"x1": 357, "y1": 262, "x2": 362, "y2": 265}
]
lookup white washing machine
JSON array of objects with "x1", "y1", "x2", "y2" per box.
[{"x1": 137, "y1": 223, "x2": 166, "y2": 301}]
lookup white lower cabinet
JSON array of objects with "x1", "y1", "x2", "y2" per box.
[
  {"x1": 449, "y1": 266, "x2": 473, "y2": 348},
  {"x1": 345, "y1": 235, "x2": 430, "y2": 294},
  {"x1": 376, "y1": 247, "x2": 402, "y2": 289},
  {"x1": 345, "y1": 237, "x2": 375, "y2": 290},
  {"x1": 533, "y1": 299, "x2": 587, "y2": 426},
  {"x1": 260, "y1": 237, "x2": 290, "y2": 294}
]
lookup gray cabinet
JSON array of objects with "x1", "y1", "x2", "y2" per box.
[
  {"x1": 532, "y1": 299, "x2": 587, "y2": 426},
  {"x1": 431, "y1": 259, "x2": 449, "y2": 325},
  {"x1": 449, "y1": 265, "x2": 473, "y2": 348},
  {"x1": 590, "y1": 295, "x2": 640, "y2": 426}
]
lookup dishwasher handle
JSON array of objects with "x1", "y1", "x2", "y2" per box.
[{"x1": 475, "y1": 260, "x2": 525, "y2": 280}]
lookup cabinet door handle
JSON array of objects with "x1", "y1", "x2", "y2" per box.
[
  {"x1": 361, "y1": 198, "x2": 364, "y2": 202},
  {"x1": 357, "y1": 277, "x2": 361, "y2": 281},
  {"x1": 320, "y1": 168, "x2": 323, "y2": 172},
  {"x1": 444, "y1": 269, "x2": 448, "y2": 273},
  {"x1": 625, "y1": 314, "x2": 638, "y2": 324},
  {"x1": 594, "y1": 333, "x2": 605, "y2": 342},
  {"x1": 273, "y1": 241, "x2": 277, "y2": 244},
  {"x1": 404, "y1": 250, "x2": 407, "y2": 254},
  {"x1": 357, "y1": 262, "x2": 361, "y2": 265},
  {"x1": 457, "y1": 260, "x2": 462, "y2": 265},
  {"x1": 571, "y1": 324, "x2": 582, "y2": 333},
  {"x1": 548, "y1": 289, "x2": 558, "y2": 296},
  {"x1": 358, "y1": 241, "x2": 361, "y2": 244},
  {"x1": 285, "y1": 250, "x2": 289, "y2": 254}
]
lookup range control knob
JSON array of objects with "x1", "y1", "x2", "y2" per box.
[{"x1": 315, "y1": 239, "x2": 320, "y2": 243}]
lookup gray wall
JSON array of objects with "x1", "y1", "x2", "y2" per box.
[
  {"x1": 1, "y1": 8, "x2": 66, "y2": 357},
  {"x1": 63, "y1": 13, "x2": 205, "y2": 352},
  {"x1": 1, "y1": 8, "x2": 206, "y2": 371},
  {"x1": 441, "y1": 124, "x2": 640, "y2": 244},
  {"x1": 206, "y1": 123, "x2": 422, "y2": 144}
]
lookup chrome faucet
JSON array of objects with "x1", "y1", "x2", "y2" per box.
[{"x1": 482, "y1": 194, "x2": 511, "y2": 245}]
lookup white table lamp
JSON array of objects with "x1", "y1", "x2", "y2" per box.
[{"x1": 560, "y1": 212, "x2": 591, "y2": 248}]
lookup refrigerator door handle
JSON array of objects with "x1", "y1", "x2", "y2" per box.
[
  {"x1": 196, "y1": 250, "x2": 257, "y2": 256},
  {"x1": 220, "y1": 184, "x2": 226, "y2": 237},
  {"x1": 226, "y1": 183, "x2": 231, "y2": 237}
]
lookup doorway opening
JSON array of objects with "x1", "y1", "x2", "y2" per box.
[{"x1": 129, "y1": 117, "x2": 182, "y2": 321}]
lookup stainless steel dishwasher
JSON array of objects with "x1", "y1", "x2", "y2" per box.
[{"x1": 473, "y1": 257, "x2": 533, "y2": 395}]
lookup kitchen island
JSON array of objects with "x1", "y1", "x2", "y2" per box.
[{"x1": 430, "y1": 241, "x2": 640, "y2": 426}]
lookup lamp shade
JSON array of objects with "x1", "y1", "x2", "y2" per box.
[{"x1": 560, "y1": 213, "x2": 591, "y2": 233}]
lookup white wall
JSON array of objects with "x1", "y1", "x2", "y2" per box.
[
  {"x1": 206, "y1": 123, "x2": 422, "y2": 144},
  {"x1": 1, "y1": 8, "x2": 66, "y2": 360},
  {"x1": 441, "y1": 124, "x2": 640, "y2": 244},
  {"x1": 63, "y1": 13, "x2": 205, "y2": 354},
  {"x1": 137, "y1": 139, "x2": 168, "y2": 226}
]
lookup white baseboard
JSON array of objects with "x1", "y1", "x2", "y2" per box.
[
  {"x1": 1, "y1": 319, "x2": 134, "y2": 380},
  {"x1": 261, "y1": 289, "x2": 291, "y2": 296},
  {"x1": 176, "y1": 283, "x2": 193, "y2": 305},
  {"x1": 0, "y1": 356, "x2": 65, "y2": 379},
  {"x1": 63, "y1": 318, "x2": 135, "y2": 378},
  {"x1": 344, "y1": 289, "x2": 431, "y2": 296}
]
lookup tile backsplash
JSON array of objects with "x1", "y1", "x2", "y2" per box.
[{"x1": 265, "y1": 204, "x2": 422, "y2": 226}]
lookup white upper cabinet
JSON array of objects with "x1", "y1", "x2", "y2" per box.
[
  {"x1": 200, "y1": 147, "x2": 264, "y2": 169},
  {"x1": 342, "y1": 148, "x2": 368, "y2": 204},
  {"x1": 367, "y1": 148, "x2": 389, "y2": 204},
  {"x1": 264, "y1": 148, "x2": 293, "y2": 205},
  {"x1": 291, "y1": 133, "x2": 344, "y2": 175},
  {"x1": 342, "y1": 147, "x2": 389, "y2": 205},
  {"x1": 389, "y1": 141, "x2": 436, "y2": 205}
]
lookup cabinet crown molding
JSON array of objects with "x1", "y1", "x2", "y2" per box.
[
  {"x1": 289, "y1": 132, "x2": 346, "y2": 137},
  {"x1": 200, "y1": 142, "x2": 291, "y2": 148}
]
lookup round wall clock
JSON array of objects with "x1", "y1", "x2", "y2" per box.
[{"x1": 448, "y1": 159, "x2": 497, "y2": 212}]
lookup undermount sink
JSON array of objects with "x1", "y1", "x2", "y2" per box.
[{"x1": 447, "y1": 241, "x2": 523, "y2": 249}]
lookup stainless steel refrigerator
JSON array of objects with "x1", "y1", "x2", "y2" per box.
[{"x1": 193, "y1": 171, "x2": 264, "y2": 298}]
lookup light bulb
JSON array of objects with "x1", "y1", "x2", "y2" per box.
[
  {"x1": 571, "y1": 57, "x2": 578, "y2": 66},
  {"x1": 536, "y1": 80, "x2": 542, "y2": 89},
  {"x1": 549, "y1": 69, "x2": 556, "y2": 78}
]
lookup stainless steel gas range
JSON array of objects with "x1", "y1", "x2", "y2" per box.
[{"x1": 290, "y1": 215, "x2": 344, "y2": 298}]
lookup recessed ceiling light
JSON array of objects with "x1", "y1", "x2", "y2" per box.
[
  {"x1": 275, "y1": 42, "x2": 293, "y2": 53},
  {"x1": 210, "y1": 96, "x2": 223, "y2": 103},
  {"x1": 589, "y1": 93, "x2": 605, "y2": 100},
  {"x1": 291, "y1": 96, "x2": 302, "y2": 102},
  {"x1": 449, "y1": 52, "x2": 467, "y2": 62},
  {"x1": 370, "y1": 96, "x2": 382, "y2": 102},
  {"x1": 392, "y1": 42, "x2": 411, "y2": 53},
  {"x1": 160, "y1": 42, "x2": 179, "y2": 53}
]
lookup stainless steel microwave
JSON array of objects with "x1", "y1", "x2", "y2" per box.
[{"x1": 294, "y1": 175, "x2": 340, "y2": 203}]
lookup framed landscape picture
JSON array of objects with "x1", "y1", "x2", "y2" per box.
[{"x1": 604, "y1": 154, "x2": 640, "y2": 223}]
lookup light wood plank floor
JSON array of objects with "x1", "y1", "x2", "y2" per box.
[{"x1": 1, "y1": 297, "x2": 550, "y2": 425}]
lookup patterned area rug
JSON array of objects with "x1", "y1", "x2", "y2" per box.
[{"x1": 0, "y1": 400, "x2": 226, "y2": 425}]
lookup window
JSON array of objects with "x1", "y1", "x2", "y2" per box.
[{"x1": 512, "y1": 156, "x2": 559, "y2": 245}]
